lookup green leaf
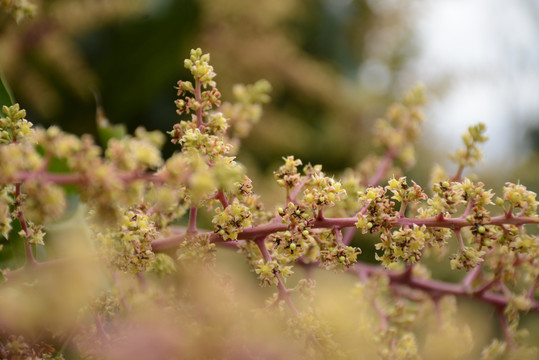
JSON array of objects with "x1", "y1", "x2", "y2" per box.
[
  {"x1": 98, "y1": 122, "x2": 127, "y2": 146},
  {"x1": 0, "y1": 69, "x2": 15, "y2": 108}
]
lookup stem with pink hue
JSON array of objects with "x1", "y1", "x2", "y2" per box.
[
  {"x1": 497, "y1": 308, "x2": 515, "y2": 349},
  {"x1": 455, "y1": 229, "x2": 465, "y2": 250},
  {"x1": 348, "y1": 141, "x2": 396, "y2": 242},
  {"x1": 187, "y1": 207, "x2": 198, "y2": 234},
  {"x1": 195, "y1": 79, "x2": 203, "y2": 128},
  {"x1": 452, "y1": 165, "x2": 464, "y2": 182},
  {"x1": 14, "y1": 183, "x2": 37, "y2": 267},
  {"x1": 289, "y1": 176, "x2": 311, "y2": 203},
  {"x1": 462, "y1": 262, "x2": 483, "y2": 290},
  {"x1": 350, "y1": 262, "x2": 539, "y2": 312},
  {"x1": 151, "y1": 213, "x2": 539, "y2": 252},
  {"x1": 366, "y1": 146, "x2": 397, "y2": 187},
  {"x1": 214, "y1": 190, "x2": 229, "y2": 208},
  {"x1": 94, "y1": 314, "x2": 110, "y2": 344},
  {"x1": 254, "y1": 237, "x2": 299, "y2": 316}
]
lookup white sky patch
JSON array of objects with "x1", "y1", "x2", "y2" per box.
[{"x1": 411, "y1": 0, "x2": 539, "y2": 169}]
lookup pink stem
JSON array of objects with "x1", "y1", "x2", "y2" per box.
[
  {"x1": 152, "y1": 213, "x2": 539, "y2": 251},
  {"x1": 462, "y1": 262, "x2": 483, "y2": 290},
  {"x1": 367, "y1": 147, "x2": 397, "y2": 187},
  {"x1": 195, "y1": 79, "x2": 203, "y2": 128},
  {"x1": 214, "y1": 190, "x2": 229, "y2": 208},
  {"x1": 452, "y1": 165, "x2": 464, "y2": 182},
  {"x1": 254, "y1": 237, "x2": 298, "y2": 316},
  {"x1": 187, "y1": 207, "x2": 198, "y2": 234},
  {"x1": 350, "y1": 263, "x2": 539, "y2": 312},
  {"x1": 15, "y1": 184, "x2": 38, "y2": 267},
  {"x1": 455, "y1": 229, "x2": 465, "y2": 251}
]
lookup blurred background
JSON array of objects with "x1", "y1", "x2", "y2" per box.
[
  {"x1": 1, "y1": 0, "x2": 539, "y2": 356},
  {"x1": 1, "y1": 0, "x2": 538, "y2": 191}
]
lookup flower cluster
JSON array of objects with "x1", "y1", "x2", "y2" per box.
[
  {"x1": 212, "y1": 198, "x2": 252, "y2": 240},
  {"x1": 106, "y1": 137, "x2": 164, "y2": 171},
  {"x1": 373, "y1": 85, "x2": 426, "y2": 168},
  {"x1": 302, "y1": 173, "x2": 347, "y2": 211},
  {"x1": 376, "y1": 225, "x2": 429, "y2": 265},
  {"x1": 450, "y1": 123, "x2": 488, "y2": 178},
  {"x1": 0, "y1": 104, "x2": 34, "y2": 142},
  {"x1": 0, "y1": 0, "x2": 36, "y2": 22},
  {"x1": 254, "y1": 257, "x2": 289, "y2": 287},
  {"x1": 356, "y1": 186, "x2": 397, "y2": 234},
  {"x1": 319, "y1": 238, "x2": 360, "y2": 270},
  {"x1": 274, "y1": 155, "x2": 303, "y2": 189},
  {"x1": 0, "y1": 47, "x2": 538, "y2": 360},
  {"x1": 0, "y1": 333, "x2": 61, "y2": 360},
  {"x1": 449, "y1": 245, "x2": 486, "y2": 271},
  {"x1": 424, "y1": 180, "x2": 465, "y2": 217},
  {"x1": 502, "y1": 182, "x2": 538, "y2": 217},
  {"x1": 184, "y1": 48, "x2": 217, "y2": 89},
  {"x1": 221, "y1": 79, "x2": 272, "y2": 138},
  {"x1": 96, "y1": 208, "x2": 159, "y2": 274},
  {"x1": 387, "y1": 177, "x2": 426, "y2": 206},
  {"x1": 0, "y1": 186, "x2": 13, "y2": 237},
  {"x1": 177, "y1": 233, "x2": 216, "y2": 267}
]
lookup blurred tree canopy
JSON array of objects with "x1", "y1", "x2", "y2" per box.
[{"x1": 0, "y1": 0, "x2": 418, "y2": 174}]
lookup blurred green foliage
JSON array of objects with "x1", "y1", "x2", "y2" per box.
[
  {"x1": 0, "y1": 0, "x2": 417, "y2": 174},
  {"x1": 0, "y1": 70, "x2": 14, "y2": 107}
]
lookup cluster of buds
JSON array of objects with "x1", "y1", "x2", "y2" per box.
[
  {"x1": 0, "y1": 334, "x2": 56, "y2": 360},
  {"x1": 425, "y1": 180, "x2": 465, "y2": 217},
  {"x1": 172, "y1": 49, "x2": 220, "y2": 122},
  {"x1": 376, "y1": 225, "x2": 429, "y2": 265},
  {"x1": 278, "y1": 202, "x2": 313, "y2": 233},
  {"x1": 449, "y1": 246, "x2": 486, "y2": 271},
  {"x1": 221, "y1": 79, "x2": 272, "y2": 139},
  {"x1": 270, "y1": 230, "x2": 309, "y2": 259},
  {"x1": 502, "y1": 182, "x2": 538, "y2": 216},
  {"x1": 0, "y1": 45, "x2": 538, "y2": 360},
  {"x1": 386, "y1": 177, "x2": 426, "y2": 206},
  {"x1": 212, "y1": 199, "x2": 252, "y2": 241},
  {"x1": 450, "y1": 123, "x2": 488, "y2": 173},
  {"x1": 373, "y1": 85, "x2": 426, "y2": 168},
  {"x1": 302, "y1": 173, "x2": 347, "y2": 210},
  {"x1": 177, "y1": 233, "x2": 216, "y2": 267},
  {"x1": 0, "y1": 0, "x2": 36, "y2": 22},
  {"x1": 0, "y1": 104, "x2": 34, "y2": 142},
  {"x1": 97, "y1": 208, "x2": 158, "y2": 274},
  {"x1": 0, "y1": 141, "x2": 41, "y2": 183},
  {"x1": 0, "y1": 105, "x2": 42, "y2": 184},
  {"x1": 106, "y1": 137, "x2": 164, "y2": 171},
  {"x1": 274, "y1": 156, "x2": 303, "y2": 189},
  {"x1": 320, "y1": 240, "x2": 360, "y2": 271},
  {"x1": 21, "y1": 180, "x2": 66, "y2": 224},
  {"x1": 253, "y1": 257, "x2": 293, "y2": 287},
  {"x1": 183, "y1": 48, "x2": 217, "y2": 88},
  {"x1": 356, "y1": 186, "x2": 396, "y2": 234},
  {"x1": 0, "y1": 186, "x2": 13, "y2": 237}
]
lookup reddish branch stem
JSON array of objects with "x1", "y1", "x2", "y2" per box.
[
  {"x1": 151, "y1": 213, "x2": 539, "y2": 251},
  {"x1": 367, "y1": 146, "x2": 397, "y2": 186},
  {"x1": 462, "y1": 262, "x2": 483, "y2": 290},
  {"x1": 254, "y1": 237, "x2": 298, "y2": 316},
  {"x1": 452, "y1": 165, "x2": 464, "y2": 182},
  {"x1": 289, "y1": 176, "x2": 310, "y2": 203},
  {"x1": 350, "y1": 263, "x2": 539, "y2": 312},
  {"x1": 195, "y1": 79, "x2": 203, "y2": 128},
  {"x1": 214, "y1": 190, "x2": 229, "y2": 208},
  {"x1": 14, "y1": 183, "x2": 38, "y2": 267},
  {"x1": 187, "y1": 207, "x2": 198, "y2": 234}
]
